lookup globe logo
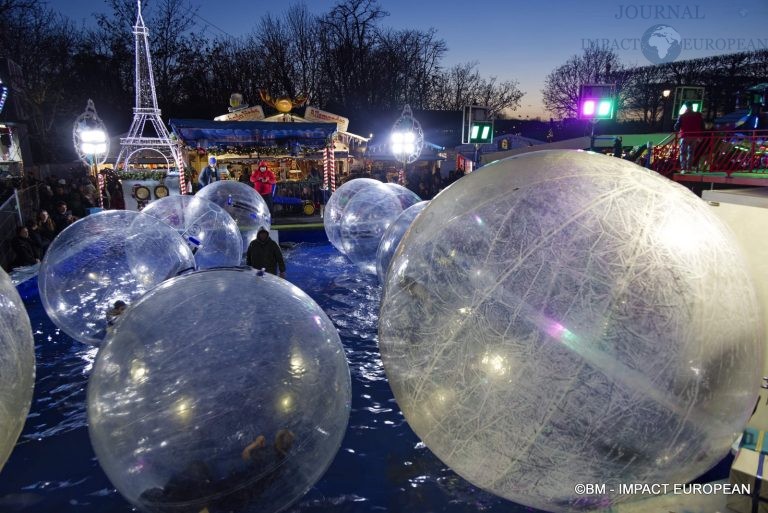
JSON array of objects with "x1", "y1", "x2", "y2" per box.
[{"x1": 641, "y1": 24, "x2": 682, "y2": 64}]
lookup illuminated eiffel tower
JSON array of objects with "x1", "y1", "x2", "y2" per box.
[{"x1": 116, "y1": 0, "x2": 186, "y2": 193}]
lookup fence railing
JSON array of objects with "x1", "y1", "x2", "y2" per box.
[{"x1": 651, "y1": 129, "x2": 768, "y2": 177}]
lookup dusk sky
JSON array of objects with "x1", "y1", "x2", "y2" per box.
[{"x1": 49, "y1": 0, "x2": 768, "y2": 119}]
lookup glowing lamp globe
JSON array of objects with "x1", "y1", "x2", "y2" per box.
[
  {"x1": 323, "y1": 178, "x2": 382, "y2": 254},
  {"x1": 142, "y1": 195, "x2": 243, "y2": 269},
  {"x1": 39, "y1": 211, "x2": 196, "y2": 345},
  {"x1": 88, "y1": 268, "x2": 350, "y2": 513},
  {"x1": 376, "y1": 201, "x2": 428, "y2": 283},
  {"x1": 196, "y1": 181, "x2": 270, "y2": 250},
  {"x1": 0, "y1": 268, "x2": 35, "y2": 472},
  {"x1": 378, "y1": 150, "x2": 764, "y2": 512}
]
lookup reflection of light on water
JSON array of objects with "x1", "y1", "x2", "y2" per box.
[{"x1": 79, "y1": 346, "x2": 99, "y2": 374}]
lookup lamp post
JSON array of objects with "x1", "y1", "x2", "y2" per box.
[
  {"x1": 73, "y1": 100, "x2": 110, "y2": 209},
  {"x1": 661, "y1": 89, "x2": 672, "y2": 132},
  {"x1": 390, "y1": 105, "x2": 424, "y2": 186}
]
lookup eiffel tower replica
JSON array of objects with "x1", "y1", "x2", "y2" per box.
[{"x1": 116, "y1": 0, "x2": 187, "y2": 193}]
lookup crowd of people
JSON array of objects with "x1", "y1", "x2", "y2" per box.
[{"x1": 8, "y1": 173, "x2": 105, "y2": 268}]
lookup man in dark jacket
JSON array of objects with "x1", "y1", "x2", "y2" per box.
[
  {"x1": 11, "y1": 226, "x2": 41, "y2": 267},
  {"x1": 246, "y1": 227, "x2": 285, "y2": 277}
]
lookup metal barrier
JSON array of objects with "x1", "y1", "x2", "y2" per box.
[{"x1": 652, "y1": 130, "x2": 768, "y2": 177}]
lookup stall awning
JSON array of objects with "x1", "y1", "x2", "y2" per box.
[{"x1": 169, "y1": 119, "x2": 337, "y2": 149}]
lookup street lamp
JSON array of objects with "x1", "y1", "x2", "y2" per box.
[
  {"x1": 390, "y1": 105, "x2": 424, "y2": 185},
  {"x1": 661, "y1": 89, "x2": 672, "y2": 132},
  {"x1": 73, "y1": 100, "x2": 110, "y2": 209}
]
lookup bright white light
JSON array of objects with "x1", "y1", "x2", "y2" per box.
[
  {"x1": 391, "y1": 130, "x2": 416, "y2": 156},
  {"x1": 80, "y1": 129, "x2": 106, "y2": 143}
]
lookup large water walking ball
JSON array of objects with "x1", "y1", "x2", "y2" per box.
[
  {"x1": 376, "y1": 200, "x2": 428, "y2": 283},
  {"x1": 39, "y1": 211, "x2": 196, "y2": 345},
  {"x1": 87, "y1": 268, "x2": 351, "y2": 513},
  {"x1": 0, "y1": 268, "x2": 35, "y2": 472},
  {"x1": 142, "y1": 195, "x2": 243, "y2": 269},
  {"x1": 383, "y1": 182, "x2": 422, "y2": 210},
  {"x1": 327, "y1": 179, "x2": 421, "y2": 274},
  {"x1": 196, "y1": 180, "x2": 270, "y2": 250},
  {"x1": 378, "y1": 150, "x2": 764, "y2": 512},
  {"x1": 323, "y1": 178, "x2": 382, "y2": 252}
]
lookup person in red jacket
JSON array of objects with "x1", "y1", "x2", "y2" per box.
[
  {"x1": 250, "y1": 161, "x2": 276, "y2": 215},
  {"x1": 674, "y1": 101, "x2": 705, "y2": 172}
]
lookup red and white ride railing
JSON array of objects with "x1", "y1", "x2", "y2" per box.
[{"x1": 651, "y1": 129, "x2": 768, "y2": 177}]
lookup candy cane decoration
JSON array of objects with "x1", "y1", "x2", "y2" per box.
[
  {"x1": 323, "y1": 146, "x2": 336, "y2": 193},
  {"x1": 97, "y1": 172, "x2": 105, "y2": 208}
]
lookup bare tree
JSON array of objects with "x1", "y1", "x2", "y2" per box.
[
  {"x1": 542, "y1": 46, "x2": 622, "y2": 119},
  {"x1": 426, "y1": 62, "x2": 523, "y2": 116},
  {"x1": 319, "y1": 0, "x2": 388, "y2": 110},
  {"x1": 151, "y1": 0, "x2": 198, "y2": 110}
]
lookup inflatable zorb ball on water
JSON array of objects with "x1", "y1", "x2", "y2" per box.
[
  {"x1": 378, "y1": 150, "x2": 764, "y2": 512},
  {"x1": 383, "y1": 182, "x2": 421, "y2": 209},
  {"x1": 0, "y1": 268, "x2": 35, "y2": 472},
  {"x1": 143, "y1": 195, "x2": 243, "y2": 269},
  {"x1": 88, "y1": 268, "x2": 351, "y2": 513},
  {"x1": 325, "y1": 179, "x2": 421, "y2": 274},
  {"x1": 197, "y1": 181, "x2": 270, "y2": 250},
  {"x1": 323, "y1": 178, "x2": 382, "y2": 252},
  {"x1": 376, "y1": 200, "x2": 428, "y2": 283},
  {"x1": 39, "y1": 211, "x2": 196, "y2": 345}
]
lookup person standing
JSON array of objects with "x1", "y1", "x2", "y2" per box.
[
  {"x1": 246, "y1": 227, "x2": 285, "y2": 278},
  {"x1": 674, "y1": 102, "x2": 705, "y2": 172},
  {"x1": 250, "y1": 161, "x2": 276, "y2": 215},
  {"x1": 198, "y1": 156, "x2": 220, "y2": 189},
  {"x1": 11, "y1": 226, "x2": 41, "y2": 267}
]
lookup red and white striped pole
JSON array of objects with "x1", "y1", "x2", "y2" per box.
[{"x1": 329, "y1": 147, "x2": 336, "y2": 192}]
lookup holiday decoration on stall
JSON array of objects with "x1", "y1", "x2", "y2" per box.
[
  {"x1": 258, "y1": 89, "x2": 308, "y2": 114},
  {"x1": 323, "y1": 146, "x2": 336, "y2": 193}
]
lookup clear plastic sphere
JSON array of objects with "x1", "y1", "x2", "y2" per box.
[
  {"x1": 340, "y1": 182, "x2": 416, "y2": 274},
  {"x1": 87, "y1": 268, "x2": 351, "y2": 513},
  {"x1": 0, "y1": 268, "x2": 35, "y2": 472},
  {"x1": 143, "y1": 195, "x2": 243, "y2": 269},
  {"x1": 323, "y1": 178, "x2": 382, "y2": 253},
  {"x1": 383, "y1": 182, "x2": 422, "y2": 210},
  {"x1": 196, "y1": 181, "x2": 271, "y2": 250},
  {"x1": 378, "y1": 150, "x2": 764, "y2": 512},
  {"x1": 39, "y1": 210, "x2": 196, "y2": 345},
  {"x1": 376, "y1": 201, "x2": 428, "y2": 283}
]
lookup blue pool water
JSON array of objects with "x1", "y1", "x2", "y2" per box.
[
  {"x1": 1, "y1": 242, "x2": 732, "y2": 513},
  {"x1": 0, "y1": 243, "x2": 543, "y2": 513}
]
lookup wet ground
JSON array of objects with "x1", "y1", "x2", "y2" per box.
[{"x1": 1, "y1": 243, "x2": 543, "y2": 513}]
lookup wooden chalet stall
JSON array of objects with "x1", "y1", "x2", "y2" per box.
[{"x1": 169, "y1": 111, "x2": 369, "y2": 215}]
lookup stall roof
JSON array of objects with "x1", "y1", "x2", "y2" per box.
[{"x1": 169, "y1": 118, "x2": 337, "y2": 147}]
